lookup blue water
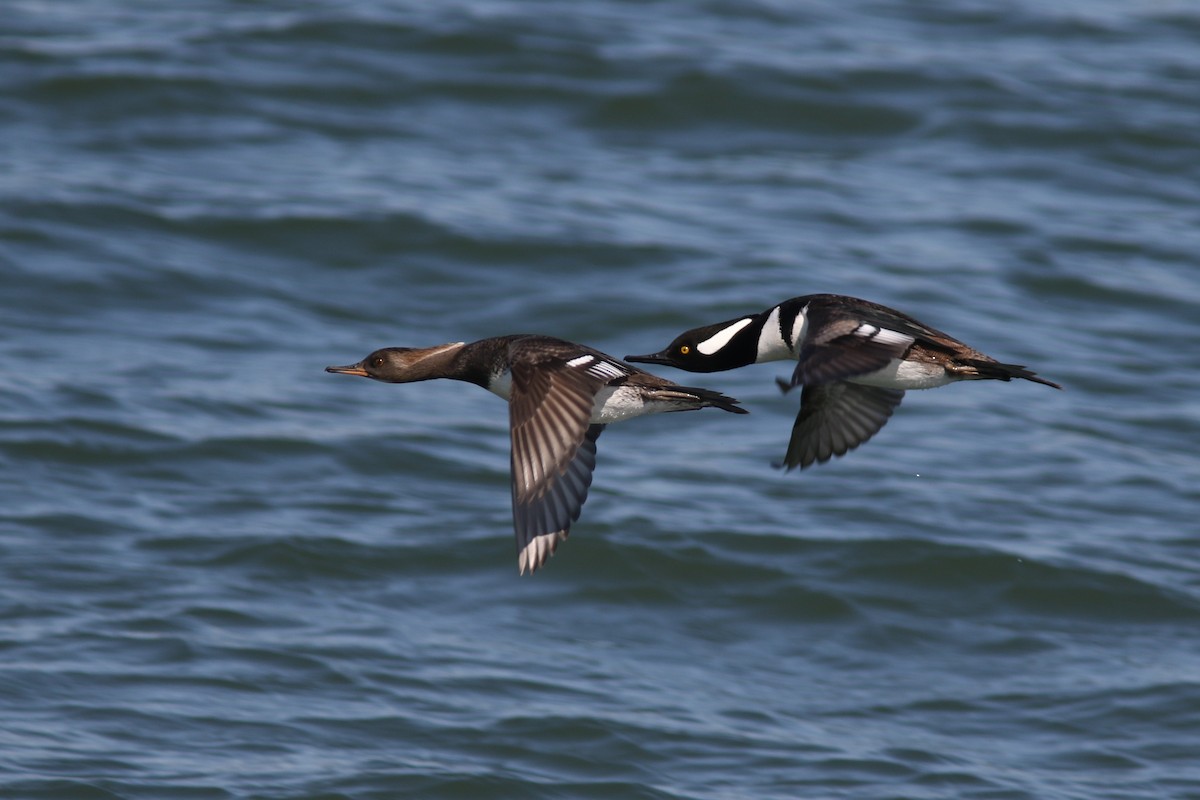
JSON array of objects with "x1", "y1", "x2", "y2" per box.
[{"x1": 3, "y1": 2, "x2": 1200, "y2": 798}]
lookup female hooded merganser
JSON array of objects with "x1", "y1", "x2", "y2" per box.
[
  {"x1": 327, "y1": 334, "x2": 747, "y2": 574},
  {"x1": 626, "y1": 294, "x2": 1061, "y2": 471}
]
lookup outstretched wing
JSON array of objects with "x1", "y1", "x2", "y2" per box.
[
  {"x1": 791, "y1": 309, "x2": 916, "y2": 388},
  {"x1": 781, "y1": 382, "x2": 904, "y2": 470},
  {"x1": 508, "y1": 351, "x2": 607, "y2": 574}
]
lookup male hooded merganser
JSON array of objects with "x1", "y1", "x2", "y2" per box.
[
  {"x1": 626, "y1": 294, "x2": 1061, "y2": 471},
  {"x1": 327, "y1": 334, "x2": 747, "y2": 574}
]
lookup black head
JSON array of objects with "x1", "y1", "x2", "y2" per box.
[{"x1": 626, "y1": 317, "x2": 758, "y2": 373}]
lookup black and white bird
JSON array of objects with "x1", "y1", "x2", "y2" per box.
[
  {"x1": 327, "y1": 335, "x2": 747, "y2": 574},
  {"x1": 626, "y1": 294, "x2": 1061, "y2": 471}
]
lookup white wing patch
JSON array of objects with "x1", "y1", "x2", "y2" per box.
[
  {"x1": 518, "y1": 531, "x2": 564, "y2": 576},
  {"x1": 588, "y1": 360, "x2": 627, "y2": 380},
  {"x1": 855, "y1": 324, "x2": 914, "y2": 347},
  {"x1": 698, "y1": 317, "x2": 753, "y2": 355},
  {"x1": 566, "y1": 354, "x2": 627, "y2": 382}
]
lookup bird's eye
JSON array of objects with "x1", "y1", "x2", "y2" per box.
[
  {"x1": 679, "y1": 345, "x2": 691, "y2": 355},
  {"x1": 372, "y1": 356, "x2": 385, "y2": 368}
]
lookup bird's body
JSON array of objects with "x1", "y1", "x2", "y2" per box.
[
  {"x1": 327, "y1": 334, "x2": 746, "y2": 574},
  {"x1": 627, "y1": 294, "x2": 1061, "y2": 470}
]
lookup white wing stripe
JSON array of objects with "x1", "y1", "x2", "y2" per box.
[
  {"x1": 855, "y1": 324, "x2": 913, "y2": 347},
  {"x1": 585, "y1": 360, "x2": 626, "y2": 380}
]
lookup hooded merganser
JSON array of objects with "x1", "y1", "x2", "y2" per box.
[
  {"x1": 627, "y1": 294, "x2": 1060, "y2": 470},
  {"x1": 327, "y1": 334, "x2": 747, "y2": 573}
]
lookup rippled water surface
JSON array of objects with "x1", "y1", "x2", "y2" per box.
[{"x1": 3, "y1": 2, "x2": 1200, "y2": 798}]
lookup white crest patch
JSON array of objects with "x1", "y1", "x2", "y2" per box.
[{"x1": 697, "y1": 318, "x2": 753, "y2": 355}]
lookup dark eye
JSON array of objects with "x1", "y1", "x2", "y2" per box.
[{"x1": 372, "y1": 356, "x2": 385, "y2": 368}]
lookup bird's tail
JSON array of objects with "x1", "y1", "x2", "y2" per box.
[
  {"x1": 664, "y1": 386, "x2": 750, "y2": 414},
  {"x1": 964, "y1": 359, "x2": 1062, "y2": 390}
]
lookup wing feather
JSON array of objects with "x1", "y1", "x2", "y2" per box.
[
  {"x1": 781, "y1": 382, "x2": 904, "y2": 470},
  {"x1": 508, "y1": 346, "x2": 607, "y2": 574},
  {"x1": 792, "y1": 310, "x2": 916, "y2": 387}
]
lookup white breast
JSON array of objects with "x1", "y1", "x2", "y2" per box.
[
  {"x1": 756, "y1": 306, "x2": 794, "y2": 362},
  {"x1": 487, "y1": 370, "x2": 513, "y2": 400}
]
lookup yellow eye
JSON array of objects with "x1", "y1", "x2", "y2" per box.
[{"x1": 679, "y1": 345, "x2": 690, "y2": 355}]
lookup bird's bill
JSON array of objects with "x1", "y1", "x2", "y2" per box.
[
  {"x1": 624, "y1": 350, "x2": 672, "y2": 365},
  {"x1": 325, "y1": 363, "x2": 369, "y2": 376}
]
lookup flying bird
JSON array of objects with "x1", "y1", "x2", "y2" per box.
[
  {"x1": 627, "y1": 294, "x2": 1060, "y2": 470},
  {"x1": 328, "y1": 334, "x2": 747, "y2": 573}
]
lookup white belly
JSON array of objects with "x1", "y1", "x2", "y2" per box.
[
  {"x1": 849, "y1": 359, "x2": 954, "y2": 390},
  {"x1": 492, "y1": 378, "x2": 690, "y2": 424},
  {"x1": 590, "y1": 386, "x2": 659, "y2": 423}
]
